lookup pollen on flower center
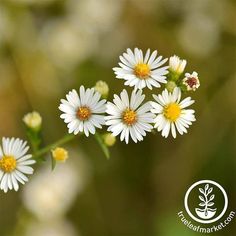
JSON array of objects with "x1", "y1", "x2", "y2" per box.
[
  {"x1": 77, "y1": 106, "x2": 91, "y2": 121},
  {"x1": 0, "y1": 156, "x2": 17, "y2": 172},
  {"x1": 164, "y1": 103, "x2": 181, "y2": 122},
  {"x1": 134, "y1": 63, "x2": 150, "y2": 79},
  {"x1": 122, "y1": 109, "x2": 137, "y2": 125}
]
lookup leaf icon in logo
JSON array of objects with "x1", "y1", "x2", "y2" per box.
[{"x1": 195, "y1": 184, "x2": 217, "y2": 219}]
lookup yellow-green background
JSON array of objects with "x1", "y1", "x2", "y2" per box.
[{"x1": 0, "y1": 0, "x2": 235, "y2": 235}]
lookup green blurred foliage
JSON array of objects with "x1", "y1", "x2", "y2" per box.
[{"x1": 0, "y1": 0, "x2": 235, "y2": 235}]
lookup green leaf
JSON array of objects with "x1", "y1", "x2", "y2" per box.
[
  {"x1": 94, "y1": 133, "x2": 110, "y2": 159},
  {"x1": 50, "y1": 153, "x2": 57, "y2": 171}
]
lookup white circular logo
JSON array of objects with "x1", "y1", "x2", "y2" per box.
[{"x1": 184, "y1": 180, "x2": 228, "y2": 224}]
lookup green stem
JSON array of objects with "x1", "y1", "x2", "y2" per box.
[{"x1": 34, "y1": 134, "x2": 76, "y2": 159}]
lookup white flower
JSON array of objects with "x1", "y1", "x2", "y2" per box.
[
  {"x1": 24, "y1": 219, "x2": 77, "y2": 236},
  {"x1": 183, "y1": 71, "x2": 200, "y2": 91},
  {"x1": 0, "y1": 137, "x2": 35, "y2": 193},
  {"x1": 59, "y1": 86, "x2": 106, "y2": 137},
  {"x1": 105, "y1": 89, "x2": 154, "y2": 144},
  {"x1": 22, "y1": 161, "x2": 83, "y2": 221},
  {"x1": 169, "y1": 55, "x2": 187, "y2": 74},
  {"x1": 151, "y1": 88, "x2": 196, "y2": 138},
  {"x1": 113, "y1": 48, "x2": 169, "y2": 90},
  {"x1": 94, "y1": 80, "x2": 109, "y2": 98},
  {"x1": 23, "y1": 111, "x2": 42, "y2": 130}
]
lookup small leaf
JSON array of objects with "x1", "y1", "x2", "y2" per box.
[
  {"x1": 208, "y1": 202, "x2": 214, "y2": 207},
  {"x1": 199, "y1": 188, "x2": 204, "y2": 194},
  {"x1": 209, "y1": 194, "x2": 215, "y2": 201},
  {"x1": 94, "y1": 133, "x2": 110, "y2": 159},
  {"x1": 50, "y1": 154, "x2": 57, "y2": 171},
  {"x1": 208, "y1": 187, "x2": 213, "y2": 195},
  {"x1": 199, "y1": 202, "x2": 205, "y2": 207},
  {"x1": 205, "y1": 184, "x2": 209, "y2": 191},
  {"x1": 199, "y1": 195, "x2": 205, "y2": 202}
]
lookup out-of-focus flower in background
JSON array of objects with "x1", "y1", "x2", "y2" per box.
[
  {"x1": 9, "y1": 0, "x2": 57, "y2": 6},
  {"x1": 178, "y1": 14, "x2": 220, "y2": 57},
  {"x1": 23, "y1": 219, "x2": 77, "y2": 236},
  {"x1": 67, "y1": 0, "x2": 124, "y2": 34},
  {"x1": 22, "y1": 152, "x2": 89, "y2": 221},
  {"x1": 40, "y1": 20, "x2": 98, "y2": 70}
]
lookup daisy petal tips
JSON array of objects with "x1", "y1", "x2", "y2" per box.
[
  {"x1": 0, "y1": 137, "x2": 36, "y2": 193},
  {"x1": 105, "y1": 89, "x2": 154, "y2": 144},
  {"x1": 59, "y1": 86, "x2": 106, "y2": 137},
  {"x1": 151, "y1": 87, "x2": 196, "y2": 138},
  {"x1": 113, "y1": 48, "x2": 169, "y2": 90}
]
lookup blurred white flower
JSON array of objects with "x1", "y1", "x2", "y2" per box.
[
  {"x1": 130, "y1": 0, "x2": 159, "y2": 14},
  {"x1": 41, "y1": 20, "x2": 98, "y2": 69},
  {"x1": 67, "y1": 0, "x2": 124, "y2": 33},
  {"x1": 9, "y1": 0, "x2": 57, "y2": 5},
  {"x1": 0, "y1": 7, "x2": 13, "y2": 44},
  {"x1": 22, "y1": 156, "x2": 89, "y2": 220},
  {"x1": 178, "y1": 14, "x2": 220, "y2": 57},
  {"x1": 23, "y1": 219, "x2": 77, "y2": 236}
]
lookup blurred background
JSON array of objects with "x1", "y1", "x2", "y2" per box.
[{"x1": 0, "y1": 0, "x2": 235, "y2": 235}]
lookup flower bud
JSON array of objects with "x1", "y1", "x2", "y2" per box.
[
  {"x1": 169, "y1": 55, "x2": 187, "y2": 75},
  {"x1": 103, "y1": 133, "x2": 116, "y2": 147},
  {"x1": 183, "y1": 71, "x2": 200, "y2": 91},
  {"x1": 165, "y1": 81, "x2": 177, "y2": 92},
  {"x1": 94, "y1": 80, "x2": 109, "y2": 98},
  {"x1": 23, "y1": 111, "x2": 42, "y2": 131},
  {"x1": 51, "y1": 147, "x2": 68, "y2": 162}
]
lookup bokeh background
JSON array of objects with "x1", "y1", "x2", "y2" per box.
[{"x1": 0, "y1": 0, "x2": 235, "y2": 235}]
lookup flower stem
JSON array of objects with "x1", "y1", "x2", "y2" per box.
[{"x1": 34, "y1": 134, "x2": 76, "y2": 159}]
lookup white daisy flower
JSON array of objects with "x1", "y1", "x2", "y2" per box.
[
  {"x1": 113, "y1": 48, "x2": 169, "y2": 90},
  {"x1": 169, "y1": 55, "x2": 187, "y2": 74},
  {"x1": 105, "y1": 89, "x2": 154, "y2": 144},
  {"x1": 59, "y1": 86, "x2": 106, "y2": 137},
  {"x1": 0, "y1": 137, "x2": 35, "y2": 193},
  {"x1": 183, "y1": 71, "x2": 200, "y2": 91},
  {"x1": 151, "y1": 88, "x2": 196, "y2": 138}
]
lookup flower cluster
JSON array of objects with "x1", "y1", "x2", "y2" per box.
[
  {"x1": 60, "y1": 48, "x2": 200, "y2": 143},
  {"x1": 1, "y1": 47, "x2": 200, "y2": 193}
]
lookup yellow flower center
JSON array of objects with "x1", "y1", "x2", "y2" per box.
[
  {"x1": 77, "y1": 106, "x2": 91, "y2": 121},
  {"x1": 123, "y1": 109, "x2": 137, "y2": 125},
  {"x1": 0, "y1": 156, "x2": 17, "y2": 173},
  {"x1": 134, "y1": 63, "x2": 150, "y2": 79},
  {"x1": 164, "y1": 103, "x2": 181, "y2": 122}
]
